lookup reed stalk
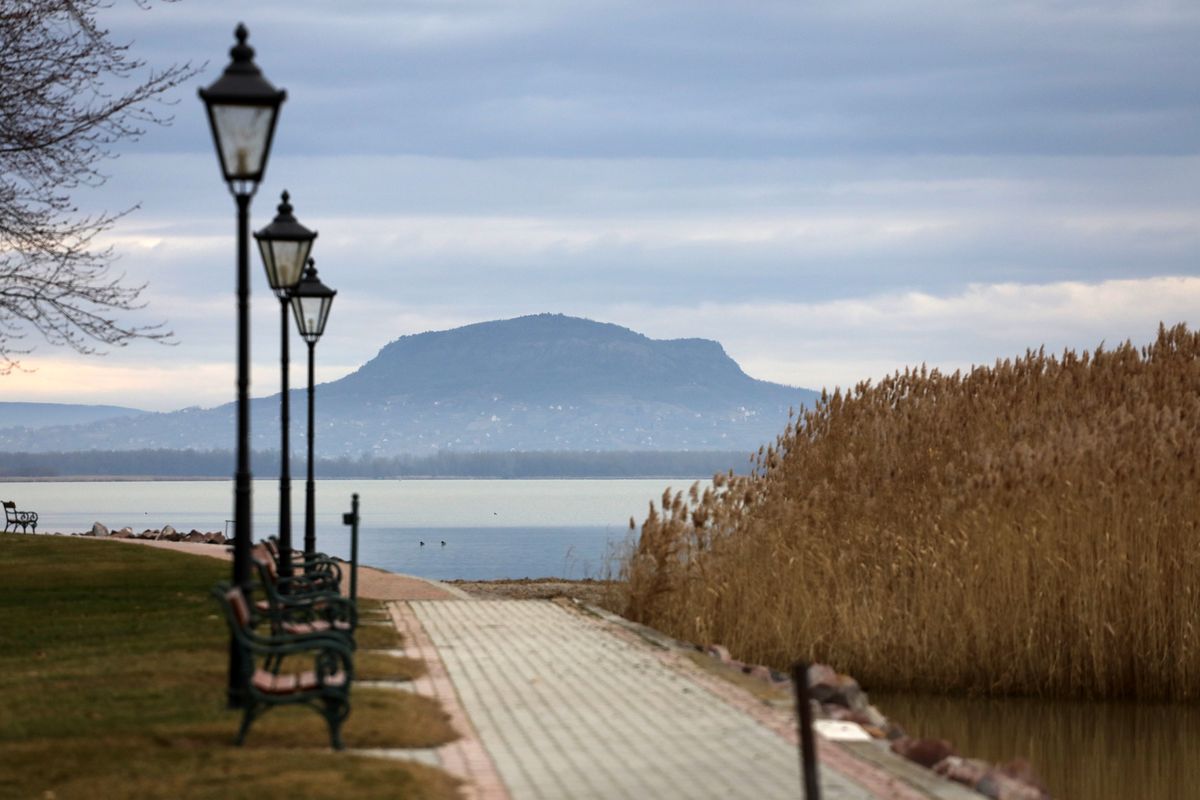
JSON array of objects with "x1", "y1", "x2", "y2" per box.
[{"x1": 619, "y1": 323, "x2": 1200, "y2": 700}]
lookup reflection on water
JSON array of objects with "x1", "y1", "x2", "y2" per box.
[{"x1": 871, "y1": 692, "x2": 1200, "y2": 799}]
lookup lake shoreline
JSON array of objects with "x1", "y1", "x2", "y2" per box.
[
  {"x1": 0, "y1": 478, "x2": 671, "y2": 581},
  {"x1": 0, "y1": 474, "x2": 701, "y2": 482},
  {"x1": 1, "y1": 475, "x2": 229, "y2": 482}
]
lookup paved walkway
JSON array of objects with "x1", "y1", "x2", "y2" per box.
[
  {"x1": 391, "y1": 598, "x2": 980, "y2": 800},
  {"x1": 410, "y1": 599, "x2": 864, "y2": 799},
  {"x1": 106, "y1": 536, "x2": 978, "y2": 798}
]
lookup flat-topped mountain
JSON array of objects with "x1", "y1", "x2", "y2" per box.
[
  {"x1": 0, "y1": 314, "x2": 818, "y2": 456},
  {"x1": 331, "y1": 314, "x2": 797, "y2": 410}
]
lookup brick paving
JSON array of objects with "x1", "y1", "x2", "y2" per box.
[
  {"x1": 390, "y1": 601, "x2": 510, "y2": 800},
  {"x1": 411, "y1": 599, "x2": 890, "y2": 800}
]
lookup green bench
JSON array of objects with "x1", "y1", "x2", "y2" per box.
[
  {"x1": 250, "y1": 549, "x2": 357, "y2": 642},
  {"x1": 211, "y1": 583, "x2": 353, "y2": 749},
  {"x1": 264, "y1": 536, "x2": 343, "y2": 586},
  {"x1": 2, "y1": 501, "x2": 38, "y2": 533}
]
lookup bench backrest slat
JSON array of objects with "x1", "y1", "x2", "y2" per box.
[{"x1": 226, "y1": 587, "x2": 252, "y2": 629}]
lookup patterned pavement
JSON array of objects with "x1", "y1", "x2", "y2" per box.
[{"x1": 399, "y1": 599, "x2": 968, "y2": 800}]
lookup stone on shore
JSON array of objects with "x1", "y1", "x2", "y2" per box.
[
  {"x1": 892, "y1": 736, "x2": 956, "y2": 768},
  {"x1": 807, "y1": 663, "x2": 868, "y2": 711},
  {"x1": 89, "y1": 522, "x2": 109, "y2": 537},
  {"x1": 933, "y1": 756, "x2": 1051, "y2": 800}
]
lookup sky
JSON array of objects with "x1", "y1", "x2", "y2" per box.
[{"x1": 4, "y1": 0, "x2": 1199, "y2": 411}]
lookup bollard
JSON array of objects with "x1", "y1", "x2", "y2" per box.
[
  {"x1": 791, "y1": 661, "x2": 822, "y2": 800},
  {"x1": 342, "y1": 493, "x2": 360, "y2": 605}
]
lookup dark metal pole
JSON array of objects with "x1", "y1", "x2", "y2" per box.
[
  {"x1": 343, "y1": 493, "x2": 360, "y2": 605},
  {"x1": 791, "y1": 661, "x2": 822, "y2": 800},
  {"x1": 304, "y1": 339, "x2": 316, "y2": 562},
  {"x1": 277, "y1": 297, "x2": 294, "y2": 579},
  {"x1": 229, "y1": 190, "x2": 254, "y2": 708}
]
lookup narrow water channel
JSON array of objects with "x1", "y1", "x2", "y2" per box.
[{"x1": 871, "y1": 693, "x2": 1200, "y2": 799}]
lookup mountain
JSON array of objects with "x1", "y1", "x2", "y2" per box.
[
  {"x1": 0, "y1": 402, "x2": 147, "y2": 431},
  {"x1": 0, "y1": 314, "x2": 819, "y2": 455}
]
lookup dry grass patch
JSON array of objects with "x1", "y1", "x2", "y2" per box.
[
  {"x1": 356, "y1": 621, "x2": 404, "y2": 651},
  {"x1": 1, "y1": 740, "x2": 458, "y2": 800},
  {"x1": 357, "y1": 652, "x2": 427, "y2": 682},
  {"x1": 682, "y1": 651, "x2": 792, "y2": 707},
  {"x1": 450, "y1": 578, "x2": 621, "y2": 608},
  {"x1": 355, "y1": 598, "x2": 393, "y2": 621},
  {"x1": 621, "y1": 324, "x2": 1200, "y2": 701},
  {"x1": 171, "y1": 688, "x2": 454, "y2": 750}
]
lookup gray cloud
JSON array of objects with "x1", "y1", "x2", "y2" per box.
[
  {"x1": 5, "y1": 1, "x2": 1198, "y2": 410},
  {"x1": 113, "y1": 1, "x2": 1200, "y2": 160}
]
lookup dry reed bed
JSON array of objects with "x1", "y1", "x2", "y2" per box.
[{"x1": 619, "y1": 324, "x2": 1200, "y2": 700}]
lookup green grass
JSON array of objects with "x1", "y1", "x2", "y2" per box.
[
  {"x1": 0, "y1": 534, "x2": 459, "y2": 799},
  {"x1": 355, "y1": 621, "x2": 405, "y2": 651},
  {"x1": 357, "y1": 651, "x2": 428, "y2": 682}
]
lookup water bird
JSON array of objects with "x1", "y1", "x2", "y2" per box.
[
  {"x1": 419, "y1": 541, "x2": 425, "y2": 546},
  {"x1": 440, "y1": 540, "x2": 446, "y2": 546}
]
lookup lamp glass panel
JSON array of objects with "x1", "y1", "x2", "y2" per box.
[
  {"x1": 292, "y1": 294, "x2": 327, "y2": 337},
  {"x1": 256, "y1": 238, "x2": 276, "y2": 283},
  {"x1": 265, "y1": 240, "x2": 308, "y2": 289},
  {"x1": 210, "y1": 104, "x2": 274, "y2": 179}
]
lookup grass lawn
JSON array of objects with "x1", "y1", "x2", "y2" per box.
[{"x1": 0, "y1": 534, "x2": 459, "y2": 799}]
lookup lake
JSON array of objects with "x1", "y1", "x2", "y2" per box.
[
  {"x1": 872, "y1": 691, "x2": 1200, "y2": 800},
  {"x1": 1, "y1": 478, "x2": 699, "y2": 580}
]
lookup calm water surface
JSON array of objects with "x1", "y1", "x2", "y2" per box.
[
  {"x1": 873, "y1": 691, "x2": 1200, "y2": 800},
  {"x1": 4, "y1": 478, "x2": 698, "y2": 580}
]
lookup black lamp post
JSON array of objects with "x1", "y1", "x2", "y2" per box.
[
  {"x1": 199, "y1": 23, "x2": 285, "y2": 707},
  {"x1": 254, "y1": 191, "x2": 317, "y2": 579},
  {"x1": 290, "y1": 259, "x2": 336, "y2": 561}
]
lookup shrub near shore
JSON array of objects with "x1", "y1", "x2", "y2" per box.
[{"x1": 621, "y1": 323, "x2": 1200, "y2": 701}]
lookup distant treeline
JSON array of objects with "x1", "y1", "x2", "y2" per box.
[{"x1": 0, "y1": 448, "x2": 751, "y2": 479}]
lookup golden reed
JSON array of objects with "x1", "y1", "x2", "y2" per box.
[{"x1": 618, "y1": 324, "x2": 1200, "y2": 700}]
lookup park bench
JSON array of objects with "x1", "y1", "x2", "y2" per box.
[
  {"x1": 263, "y1": 536, "x2": 343, "y2": 587},
  {"x1": 211, "y1": 582, "x2": 353, "y2": 749},
  {"x1": 2, "y1": 501, "x2": 37, "y2": 533},
  {"x1": 250, "y1": 549, "x2": 357, "y2": 642}
]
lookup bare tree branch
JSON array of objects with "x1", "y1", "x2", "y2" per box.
[{"x1": 0, "y1": 0, "x2": 198, "y2": 374}]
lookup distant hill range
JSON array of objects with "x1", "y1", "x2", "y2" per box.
[
  {"x1": 0, "y1": 314, "x2": 818, "y2": 456},
  {"x1": 0, "y1": 402, "x2": 146, "y2": 430}
]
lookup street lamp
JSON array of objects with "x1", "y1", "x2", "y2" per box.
[
  {"x1": 290, "y1": 259, "x2": 336, "y2": 562},
  {"x1": 254, "y1": 191, "x2": 317, "y2": 579},
  {"x1": 199, "y1": 23, "x2": 285, "y2": 707}
]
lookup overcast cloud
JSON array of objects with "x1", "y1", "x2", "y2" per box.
[{"x1": 4, "y1": 0, "x2": 1198, "y2": 411}]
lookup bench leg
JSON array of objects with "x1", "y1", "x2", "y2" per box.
[
  {"x1": 235, "y1": 704, "x2": 260, "y2": 746},
  {"x1": 323, "y1": 698, "x2": 350, "y2": 750}
]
